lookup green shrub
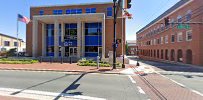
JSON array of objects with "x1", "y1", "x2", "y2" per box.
[
  {"x1": 77, "y1": 59, "x2": 111, "y2": 67},
  {"x1": 0, "y1": 58, "x2": 38, "y2": 64}
]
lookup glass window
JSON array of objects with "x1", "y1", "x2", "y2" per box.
[
  {"x1": 85, "y1": 46, "x2": 100, "y2": 52},
  {"x1": 161, "y1": 24, "x2": 164, "y2": 31},
  {"x1": 177, "y1": 32, "x2": 183, "y2": 42},
  {"x1": 53, "y1": 10, "x2": 63, "y2": 15},
  {"x1": 91, "y1": 8, "x2": 96, "y2": 13},
  {"x1": 154, "y1": 39, "x2": 156, "y2": 45},
  {"x1": 39, "y1": 10, "x2": 44, "y2": 15},
  {"x1": 186, "y1": 30, "x2": 192, "y2": 41},
  {"x1": 64, "y1": 23, "x2": 77, "y2": 40},
  {"x1": 46, "y1": 24, "x2": 54, "y2": 37},
  {"x1": 86, "y1": 8, "x2": 96, "y2": 13},
  {"x1": 165, "y1": 35, "x2": 168, "y2": 43},
  {"x1": 157, "y1": 39, "x2": 160, "y2": 44},
  {"x1": 86, "y1": 8, "x2": 91, "y2": 13},
  {"x1": 170, "y1": 19, "x2": 175, "y2": 27},
  {"x1": 85, "y1": 23, "x2": 102, "y2": 35},
  {"x1": 66, "y1": 9, "x2": 71, "y2": 14},
  {"x1": 177, "y1": 15, "x2": 182, "y2": 22},
  {"x1": 14, "y1": 42, "x2": 18, "y2": 46},
  {"x1": 107, "y1": 7, "x2": 112, "y2": 16},
  {"x1": 4, "y1": 41, "x2": 10, "y2": 46},
  {"x1": 1, "y1": 48, "x2": 6, "y2": 51},
  {"x1": 58, "y1": 10, "x2": 63, "y2": 14},
  {"x1": 53, "y1": 10, "x2": 57, "y2": 15},
  {"x1": 77, "y1": 9, "x2": 82, "y2": 14},
  {"x1": 47, "y1": 46, "x2": 54, "y2": 53},
  {"x1": 186, "y1": 10, "x2": 192, "y2": 22},
  {"x1": 171, "y1": 34, "x2": 175, "y2": 43},
  {"x1": 161, "y1": 37, "x2": 163, "y2": 44},
  {"x1": 71, "y1": 9, "x2": 77, "y2": 14}
]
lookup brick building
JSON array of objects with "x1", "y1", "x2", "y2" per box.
[
  {"x1": 126, "y1": 40, "x2": 137, "y2": 56},
  {"x1": 137, "y1": 0, "x2": 203, "y2": 66},
  {"x1": 26, "y1": 2, "x2": 126, "y2": 59}
]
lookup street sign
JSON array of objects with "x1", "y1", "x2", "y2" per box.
[
  {"x1": 177, "y1": 24, "x2": 190, "y2": 29},
  {"x1": 64, "y1": 42, "x2": 72, "y2": 47}
]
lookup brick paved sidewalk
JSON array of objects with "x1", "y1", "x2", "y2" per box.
[
  {"x1": 126, "y1": 62, "x2": 203, "y2": 100},
  {"x1": 0, "y1": 63, "x2": 124, "y2": 74},
  {"x1": 132, "y1": 73, "x2": 203, "y2": 100},
  {"x1": 0, "y1": 96, "x2": 31, "y2": 100}
]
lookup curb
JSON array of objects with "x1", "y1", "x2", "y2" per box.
[
  {"x1": 157, "y1": 71, "x2": 203, "y2": 77},
  {"x1": 0, "y1": 68, "x2": 124, "y2": 75}
]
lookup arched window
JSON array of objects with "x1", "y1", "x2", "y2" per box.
[
  {"x1": 177, "y1": 49, "x2": 183, "y2": 62},
  {"x1": 157, "y1": 50, "x2": 160, "y2": 58},
  {"x1": 161, "y1": 50, "x2": 164, "y2": 59},
  {"x1": 171, "y1": 49, "x2": 175, "y2": 61},
  {"x1": 165, "y1": 50, "x2": 169, "y2": 60},
  {"x1": 186, "y1": 49, "x2": 192, "y2": 64}
]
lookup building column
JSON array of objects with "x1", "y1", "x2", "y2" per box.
[
  {"x1": 32, "y1": 18, "x2": 38, "y2": 57},
  {"x1": 81, "y1": 22, "x2": 85, "y2": 57},
  {"x1": 61, "y1": 22, "x2": 65, "y2": 57},
  {"x1": 102, "y1": 16, "x2": 106, "y2": 59},
  {"x1": 42, "y1": 23, "x2": 46, "y2": 57},
  {"x1": 54, "y1": 20, "x2": 59, "y2": 58},
  {"x1": 77, "y1": 21, "x2": 82, "y2": 58}
]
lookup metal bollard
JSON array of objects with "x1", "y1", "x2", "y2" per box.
[
  {"x1": 40, "y1": 56, "x2": 42, "y2": 63},
  {"x1": 97, "y1": 56, "x2": 100, "y2": 69},
  {"x1": 69, "y1": 57, "x2": 72, "y2": 64},
  {"x1": 50, "y1": 57, "x2": 53, "y2": 64},
  {"x1": 61, "y1": 57, "x2": 63, "y2": 64}
]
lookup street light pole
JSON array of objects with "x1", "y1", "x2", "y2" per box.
[{"x1": 113, "y1": 0, "x2": 117, "y2": 69}]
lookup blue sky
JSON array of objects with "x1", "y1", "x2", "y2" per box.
[{"x1": 0, "y1": 0, "x2": 180, "y2": 41}]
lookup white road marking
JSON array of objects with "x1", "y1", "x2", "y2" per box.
[
  {"x1": 120, "y1": 68, "x2": 135, "y2": 75},
  {"x1": 155, "y1": 70, "x2": 203, "y2": 97},
  {"x1": 137, "y1": 86, "x2": 145, "y2": 94},
  {"x1": 191, "y1": 90, "x2": 203, "y2": 97},
  {"x1": 128, "y1": 75, "x2": 136, "y2": 83},
  {"x1": 0, "y1": 87, "x2": 106, "y2": 100},
  {"x1": 170, "y1": 79, "x2": 185, "y2": 87}
]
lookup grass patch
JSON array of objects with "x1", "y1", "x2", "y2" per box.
[{"x1": 0, "y1": 58, "x2": 39, "y2": 64}]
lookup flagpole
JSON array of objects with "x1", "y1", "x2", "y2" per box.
[{"x1": 16, "y1": 14, "x2": 19, "y2": 57}]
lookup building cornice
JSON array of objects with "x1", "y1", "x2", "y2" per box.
[
  {"x1": 31, "y1": 2, "x2": 113, "y2": 8},
  {"x1": 136, "y1": 0, "x2": 194, "y2": 35}
]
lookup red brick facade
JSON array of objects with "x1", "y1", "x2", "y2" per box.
[
  {"x1": 26, "y1": 2, "x2": 126, "y2": 58},
  {"x1": 137, "y1": 0, "x2": 203, "y2": 66}
]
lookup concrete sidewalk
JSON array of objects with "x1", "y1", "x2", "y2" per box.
[
  {"x1": 0, "y1": 63, "x2": 125, "y2": 74},
  {"x1": 0, "y1": 96, "x2": 31, "y2": 100}
]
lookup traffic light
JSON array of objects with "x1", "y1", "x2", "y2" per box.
[
  {"x1": 125, "y1": 0, "x2": 132, "y2": 9},
  {"x1": 164, "y1": 17, "x2": 170, "y2": 26},
  {"x1": 116, "y1": 39, "x2": 121, "y2": 44}
]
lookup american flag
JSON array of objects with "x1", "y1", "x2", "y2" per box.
[{"x1": 18, "y1": 14, "x2": 30, "y2": 24}]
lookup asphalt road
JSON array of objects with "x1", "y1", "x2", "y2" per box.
[
  {"x1": 128, "y1": 56, "x2": 203, "y2": 73},
  {"x1": 0, "y1": 70, "x2": 149, "y2": 100},
  {"x1": 163, "y1": 74, "x2": 203, "y2": 94}
]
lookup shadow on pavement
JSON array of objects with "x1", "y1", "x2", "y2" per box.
[
  {"x1": 128, "y1": 56, "x2": 203, "y2": 73},
  {"x1": 10, "y1": 74, "x2": 70, "y2": 95},
  {"x1": 54, "y1": 73, "x2": 86, "y2": 100}
]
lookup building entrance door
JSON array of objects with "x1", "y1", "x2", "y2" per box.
[{"x1": 69, "y1": 47, "x2": 77, "y2": 57}]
